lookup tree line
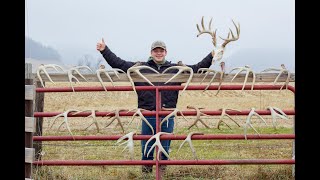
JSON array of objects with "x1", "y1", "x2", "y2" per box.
[{"x1": 25, "y1": 36, "x2": 61, "y2": 61}]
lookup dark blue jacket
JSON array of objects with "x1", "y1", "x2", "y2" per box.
[{"x1": 100, "y1": 46, "x2": 213, "y2": 110}]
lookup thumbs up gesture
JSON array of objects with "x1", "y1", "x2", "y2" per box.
[{"x1": 96, "y1": 38, "x2": 106, "y2": 52}]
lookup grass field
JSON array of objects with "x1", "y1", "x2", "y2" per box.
[{"x1": 32, "y1": 82, "x2": 295, "y2": 180}]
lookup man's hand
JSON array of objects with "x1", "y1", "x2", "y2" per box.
[{"x1": 96, "y1": 38, "x2": 106, "y2": 52}]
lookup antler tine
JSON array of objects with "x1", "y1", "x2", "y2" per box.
[
  {"x1": 201, "y1": 16, "x2": 206, "y2": 31},
  {"x1": 203, "y1": 71, "x2": 220, "y2": 91},
  {"x1": 214, "y1": 70, "x2": 225, "y2": 96},
  {"x1": 161, "y1": 108, "x2": 189, "y2": 130},
  {"x1": 160, "y1": 109, "x2": 178, "y2": 127},
  {"x1": 220, "y1": 19, "x2": 240, "y2": 48},
  {"x1": 281, "y1": 70, "x2": 290, "y2": 90},
  {"x1": 198, "y1": 68, "x2": 216, "y2": 84},
  {"x1": 107, "y1": 68, "x2": 125, "y2": 79}
]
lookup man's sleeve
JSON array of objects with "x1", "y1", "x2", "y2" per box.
[
  {"x1": 100, "y1": 46, "x2": 135, "y2": 72},
  {"x1": 188, "y1": 52, "x2": 213, "y2": 72}
]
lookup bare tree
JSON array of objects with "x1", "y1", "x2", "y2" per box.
[{"x1": 77, "y1": 54, "x2": 106, "y2": 71}]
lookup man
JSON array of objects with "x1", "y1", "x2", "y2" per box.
[{"x1": 96, "y1": 39, "x2": 213, "y2": 173}]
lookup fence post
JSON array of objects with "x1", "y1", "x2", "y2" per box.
[
  {"x1": 34, "y1": 81, "x2": 44, "y2": 160},
  {"x1": 25, "y1": 63, "x2": 35, "y2": 179}
]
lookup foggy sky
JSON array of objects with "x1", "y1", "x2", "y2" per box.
[{"x1": 25, "y1": 0, "x2": 295, "y2": 72}]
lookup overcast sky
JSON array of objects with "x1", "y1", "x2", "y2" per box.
[{"x1": 25, "y1": 0, "x2": 295, "y2": 72}]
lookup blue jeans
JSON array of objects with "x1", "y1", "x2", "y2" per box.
[{"x1": 141, "y1": 116, "x2": 174, "y2": 161}]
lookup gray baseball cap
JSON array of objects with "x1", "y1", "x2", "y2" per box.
[{"x1": 151, "y1": 40, "x2": 166, "y2": 50}]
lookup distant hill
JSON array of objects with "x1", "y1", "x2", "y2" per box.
[{"x1": 25, "y1": 36, "x2": 62, "y2": 62}]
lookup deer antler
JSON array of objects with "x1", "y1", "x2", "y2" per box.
[
  {"x1": 261, "y1": 64, "x2": 291, "y2": 90},
  {"x1": 127, "y1": 63, "x2": 159, "y2": 94},
  {"x1": 71, "y1": 109, "x2": 100, "y2": 133},
  {"x1": 178, "y1": 132, "x2": 203, "y2": 160},
  {"x1": 229, "y1": 65, "x2": 256, "y2": 92},
  {"x1": 220, "y1": 19, "x2": 240, "y2": 48},
  {"x1": 115, "y1": 131, "x2": 137, "y2": 160},
  {"x1": 187, "y1": 105, "x2": 211, "y2": 129},
  {"x1": 161, "y1": 108, "x2": 188, "y2": 128},
  {"x1": 216, "y1": 108, "x2": 241, "y2": 130},
  {"x1": 144, "y1": 132, "x2": 172, "y2": 160},
  {"x1": 105, "y1": 109, "x2": 128, "y2": 133},
  {"x1": 266, "y1": 106, "x2": 289, "y2": 129},
  {"x1": 127, "y1": 108, "x2": 154, "y2": 135},
  {"x1": 196, "y1": 16, "x2": 217, "y2": 48},
  {"x1": 244, "y1": 108, "x2": 267, "y2": 140},
  {"x1": 196, "y1": 17, "x2": 240, "y2": 64},
  {"x1": 198, "y1": 61, "x2": 225, "y2": 95},
  {"x1": 67, "y1": 66, "x2": 93, "y2": 92},
  {"x1": 162, "y1": 63, "x2": 194, "y2": 96},
  {"x1": 96, "y1": 65, "x2": 115, "y2": 92},
  {"x1": 106, "y1": 68, "x2": 126, "y2": 79},
  {"x1": 49, "y1": 109, "x2": 82, "y2": 140},
  {"x1": 36, "y1": 64, "x2": 65, "y2": 87}
]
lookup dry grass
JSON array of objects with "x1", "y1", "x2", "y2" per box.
[{"x1": 33, "y1": 82, "x2": 295, "y2": 180}]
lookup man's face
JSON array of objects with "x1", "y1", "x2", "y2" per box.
[{"x1": 151, "y1": 47, "x2": 167, "y2": 62}]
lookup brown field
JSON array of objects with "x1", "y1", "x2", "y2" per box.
[{"x1": 33, "y1": 82, "x2": 295, "y2": 180}]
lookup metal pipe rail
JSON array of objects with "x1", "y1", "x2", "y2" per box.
[
  {"x1": 36, "y1": 84, "x2": 295, "y2": 93},
  {"x1": 33, "y1": 159, "x2": 295, "y2": 166},
  {"x1": 33, "y1": 134, "x2": 295, "y2": 141},
  {"x1": 34, "y1": 110, "x2": 295, "y2": 117}
]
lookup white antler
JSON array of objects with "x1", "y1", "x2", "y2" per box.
[
  {"x1": 72, "y1": 109, "x2": 100, "y2": 133},
  {"x1": 244, "y1": 108, "x2": 267, "y2": 140},
  {"x1": 198, "y1": 61, "x2": 225, "y2": 95},
  {"x1": 115, "y1": 131, "x2": 137, "y2": 160},
  {"x1": 105, "y1": 109, "x2": 128, "y2": 133},
  {"x1": 127, "y1": 63, "x2": 160, "y2": 94},
  {"x1": 178, "y1": 132, "x2": 203, "y2": 160},
  {"x1": 261, "y1": 64, "x2": 291, "y2": 90},
  {"x1": 266, "y1": 106, "x2": 289, "y2": 129},
  {"x1": 229, "y1": 65, "x2": 256, "y2": 91},
  {"x1": 144, "y1": 132, "x2": 172, "y2": 160},
  {"x1": 196, "y1": 16, "x2": 240, "y2": 64},
  {"x1": 216, "y1": 108, "x2": 241, "y2": 130},
  {"x1": 96, "y1": 65, "x2": 115, "y2": 92},
  {"x1": 67, "y1": 66, "x2": 93, "y2": 92},
  {"x1": 36, "y1": 64, "x2": 65, "y2": 87},
  {"x1": 49, "y1": 109, "x2": 82, "y2": 139},
  {"x1": 127, "y1": 108, "x2": 154, "y2": 135},
  {"x1": 161, "y1": 108, "x2": 188, "y2": 128},
  {"x1": 187, "y1": 105, "x2": 211, "y2": 130},
  {"x1": 162, "y1": 62, "x2": 194, "y2": 96},
  {"x1": 106, "y1": 68, "x2": 126, "y2": 79}
]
